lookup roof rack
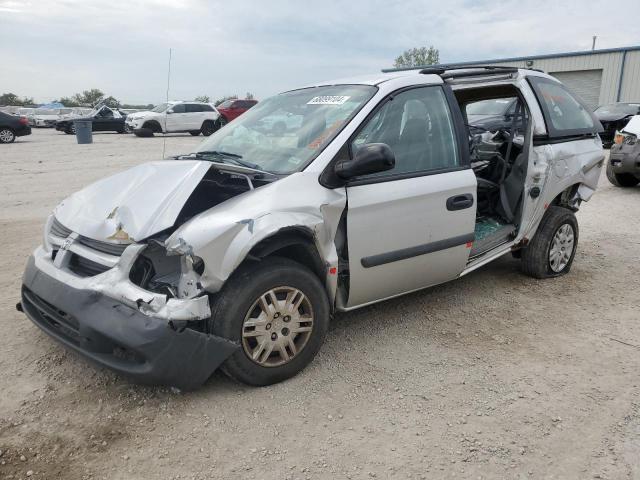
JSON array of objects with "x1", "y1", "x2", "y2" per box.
[
  {"x1": 381, "y1": 64, "x2": 529, "y2": 78},
  {"x1": 419, "y1": 65, "x2": 520, "y2": 79}
]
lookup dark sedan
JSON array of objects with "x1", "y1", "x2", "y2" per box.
[
  {"x1": 594, "y1": 102, "x2": 640, "y2": 148},
  {"x1": 0, "y1": 111, "x2": 32, "y2": 143},
  {"x1": 55, "y1": 105, "x2": 129, "y2": 134}
]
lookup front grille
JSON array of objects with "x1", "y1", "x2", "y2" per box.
[
  {"x1": 22, "y1": 287, "x2": 81, "y2": 344},
  {"x1": 68, "y1": 254, "x2": 111, "y2": 277},
  {"x1": 50, "y1": 217, "x2": 72, "y2": 238},
  {"x1": 77, "y1": 236, "x2": 129, "y2": 256}
]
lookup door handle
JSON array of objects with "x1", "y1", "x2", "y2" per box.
[{"x1": 446, "y1": 193, "x2": 474, "y2": 211}]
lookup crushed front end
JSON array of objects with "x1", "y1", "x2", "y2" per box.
[{"x1": 18, "y1": 216, "x2": 238, "y2": 390}]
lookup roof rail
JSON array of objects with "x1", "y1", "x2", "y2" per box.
[{"x1": 419, "y1": 65, "x2": 520, "y2": 79}]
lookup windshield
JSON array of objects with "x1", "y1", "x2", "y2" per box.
[
  {"x1": 594, "y1": 103, "x2": 640, "y2": 116},
  {"x1": 195, "y1": 85, "x2": 377, "y2": 174},
  {"x1": 151, "y1": 103, "x2": 169, "y2": 113},
  {"x1": 218, "y1": 100, "x2": 234, "y2": 108},
  {"x1": 466, "y1": 98, "x2": 514, "y2": 116}
]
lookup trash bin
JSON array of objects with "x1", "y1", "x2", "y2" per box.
[{"x1": 74, "y1": 120, "x2": 93, "y2": 144}]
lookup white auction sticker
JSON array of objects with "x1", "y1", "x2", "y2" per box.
[{"x1": 307, "y1": 95, "x2": 350, "y2": 105}]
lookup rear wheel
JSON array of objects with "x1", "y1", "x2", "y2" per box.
[
  {"x1": 606, "y1": 163, "x2": 639, "y2": 187},
  {"x1": 210, "y1": 257, "x2": 330, "y2": 386},
  {"x1": 0, "y1": 128, "x2": 16, "y2": 143},
  {"x1": 65, "y1": 124, "x2": 76, "y2": 135},
  {"x1": 521, "y1": 206, "x2": 578, "y2": 279}
]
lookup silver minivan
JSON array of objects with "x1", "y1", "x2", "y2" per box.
[{"x1": 19, "y1": 66, "x2": 604, "y2": 388}]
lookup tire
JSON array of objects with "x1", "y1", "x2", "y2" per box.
[
  {"x1": 209, "y1": 257, "x2": 330, "y2": 386},
  {"x1": 606, "y1": 162, "x2": 639, "y2": 187},
  {"x1": 201, "y1": 121, "x2": 218, "y2": 137},
  {"x1": 189, "y1": 130, "x2": 201, "y2": 136},
  {"x1": 521, "y1": 206, "x2": 579, "y2": 279},
  {"x1": 0, "y1": 128, "x2": 16, "y2": 144},
  {"x1": 134, "y1": 128, "x2": 154, "y2": 138},
  {"x1": 65, "y1": 124, "x2": 76, "y2": 135},
  {"x1": 219, "y1": 116, "x2": 228, "y2": 127}
]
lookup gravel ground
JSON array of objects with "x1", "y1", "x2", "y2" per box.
[{"x1": 0, "y1": 129, "x2": 639, "y2": 480}]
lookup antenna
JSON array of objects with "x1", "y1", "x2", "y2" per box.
[{"x1": 162, "y1": 48, "x2": 172, "y2": 159}]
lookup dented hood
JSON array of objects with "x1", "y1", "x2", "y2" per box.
[{"x1": 54, "y1": 160, "x2": 212, "y2": 242}]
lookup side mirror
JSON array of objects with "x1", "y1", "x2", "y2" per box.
[
  {"x1": 334, "y1": 143, "x2": 395, "y2": 180},
  {"x1": 166, "y1": 109, "x2": 174, "y2": 114}
]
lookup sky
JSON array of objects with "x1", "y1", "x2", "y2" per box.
[{"x1": 1, "y1": 0, "x2": 639, "y2": 105}]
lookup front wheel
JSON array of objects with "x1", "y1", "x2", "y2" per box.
[
  {"x1": 0, "y1": 128, "x2": 16, "y2": 143},
  {"x1": 210, "y1": 257, "x2": 330, "y2": 386},
  {"x1": 521, "y1": 206, "x2": 579, "y2": 279},
  {"x1": 606, "y1": 163, "x2": 639, "y2": 187},
  {"x1": 201, "y1": 121, "x2": 218, "y2": 136},
  {"x1": 189, "y1": 130, "x2": 201, "y2": 136}
]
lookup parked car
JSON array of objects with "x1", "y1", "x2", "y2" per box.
[
  {"x1": 606, "y1": 114, "x2": 640, "y2": 187},
  {"x1": 0, "y1": 111, "x2": 31, "y2": 143},
  {"x1": 125, "y1": 101, "x2": 222, "y2": 137},
  {"x1": 30, "y1": 108, "x2": 74, "y2": 128},
  {"x1": 18, "y1": 66, "x2": 604, "y2": 389},
  {"x1": 55, "y1": 105, "x2": 129, "y2": 134},
  {"x1": 216, "y1": 98, "x2": 258, "y2": 124},
  {"x1": 594, "y1": 102, "x2": 640, "y2": 148}
]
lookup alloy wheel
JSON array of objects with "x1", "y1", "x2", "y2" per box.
[
  {"x1": 241, "y1": 286, "x2": 314, "y2": 367},
  {"x1": 0, "y1": 128, "x2": 15, "y2": 143}
]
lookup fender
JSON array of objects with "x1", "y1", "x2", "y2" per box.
[{"x1": 164, "y1": 172, "x2": 347, "y2": 303}]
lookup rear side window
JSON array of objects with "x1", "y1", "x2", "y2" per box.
[
  {"x1": 351, "y1": 86, "x2": 459, "y2": 178},
  {"x1": 185, "y1": 104, "x2": 202, "y2": 113},
  {"x1": 528, "y1": 77, "x2": 600, "y2": 138},
  {"x1": 201, "y1": 104, "x2": 214, "y2": 112}
]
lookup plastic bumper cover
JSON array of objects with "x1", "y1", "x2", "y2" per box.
[
  {"x1": 20, "y1": 255, "x2": 239, "y2": 390},
  {"x1": 610, "y1": 143, "x2": 640, "y2": 175}
]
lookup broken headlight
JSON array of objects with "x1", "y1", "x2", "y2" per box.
[{"x1": 129, "y1": 242, "x2": 205, "y2": 299}]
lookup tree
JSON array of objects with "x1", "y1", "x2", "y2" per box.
[
  {"x1": 214, "y1": 95, "x2": 238, "y2": 106},
  {"x1": 72, "y1": 88, "x2": 105, "y2": 107},
  {"x1": 245, "y1": 92, "x2": 255, "y2": 100},
  {"x1": 0, "y1": 93, "x2": 34, "y2": 106},
  {"x1": 194, "y1": 95, "x2": 211, "y2": 103},
  {"x1": 56, "y1": 96, "x2": 80, "y2": 107},
  {"x1": 101, "y1": 96, "x2": 121, "y2": 108},
  {"x1": 393, "y1": 46, "x2": 440, "y2": 68}
]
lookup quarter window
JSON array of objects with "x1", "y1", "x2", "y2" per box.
[
  {"x1": 528, "y1": 77, "x2": 599, "y2": 137},
  {"x1": 351, "y1": 86, "x2": 459, "y2": 177}
]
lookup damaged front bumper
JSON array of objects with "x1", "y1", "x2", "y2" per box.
[{"x1": 19, "y1": 247, "x2": 239, "y2": 390}]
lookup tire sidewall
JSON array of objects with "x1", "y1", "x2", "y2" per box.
[{"x1": 211, "y1": 258, "x2": 330, "y2": 386}]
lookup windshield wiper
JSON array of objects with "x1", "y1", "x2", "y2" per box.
[
  {"x1": 191, "y1": 150, "x2": 261, "y2": 169},
  {"x1": 185, "y1": 150, "x2": 278, "y2": 177}
]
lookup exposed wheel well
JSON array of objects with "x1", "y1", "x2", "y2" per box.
[
  {"x1": 246, "y1": 229, "x2": 325, "y2": 283},
  {"x1": 142, "y1": 120, "x2": 162, "y2": 133},
  {"x1": 550, "y1": 184, "x2": 581, "y2": 211}
]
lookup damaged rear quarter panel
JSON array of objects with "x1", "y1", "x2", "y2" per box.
[{"x1": 165, "y1": 172, "x2": 347, "y2": 299}]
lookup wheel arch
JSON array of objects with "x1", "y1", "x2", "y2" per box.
[{"x1": 247, "y1": 228, "x2": 326, "y2": 283}]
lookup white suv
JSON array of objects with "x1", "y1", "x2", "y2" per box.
[{"x1": 126, "y1": 101, "x2": 222, "y2": 137}]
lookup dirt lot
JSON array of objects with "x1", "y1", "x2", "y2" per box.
[{"x1": 0, "y1": 129, "x2": 638, "y2": 480}]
